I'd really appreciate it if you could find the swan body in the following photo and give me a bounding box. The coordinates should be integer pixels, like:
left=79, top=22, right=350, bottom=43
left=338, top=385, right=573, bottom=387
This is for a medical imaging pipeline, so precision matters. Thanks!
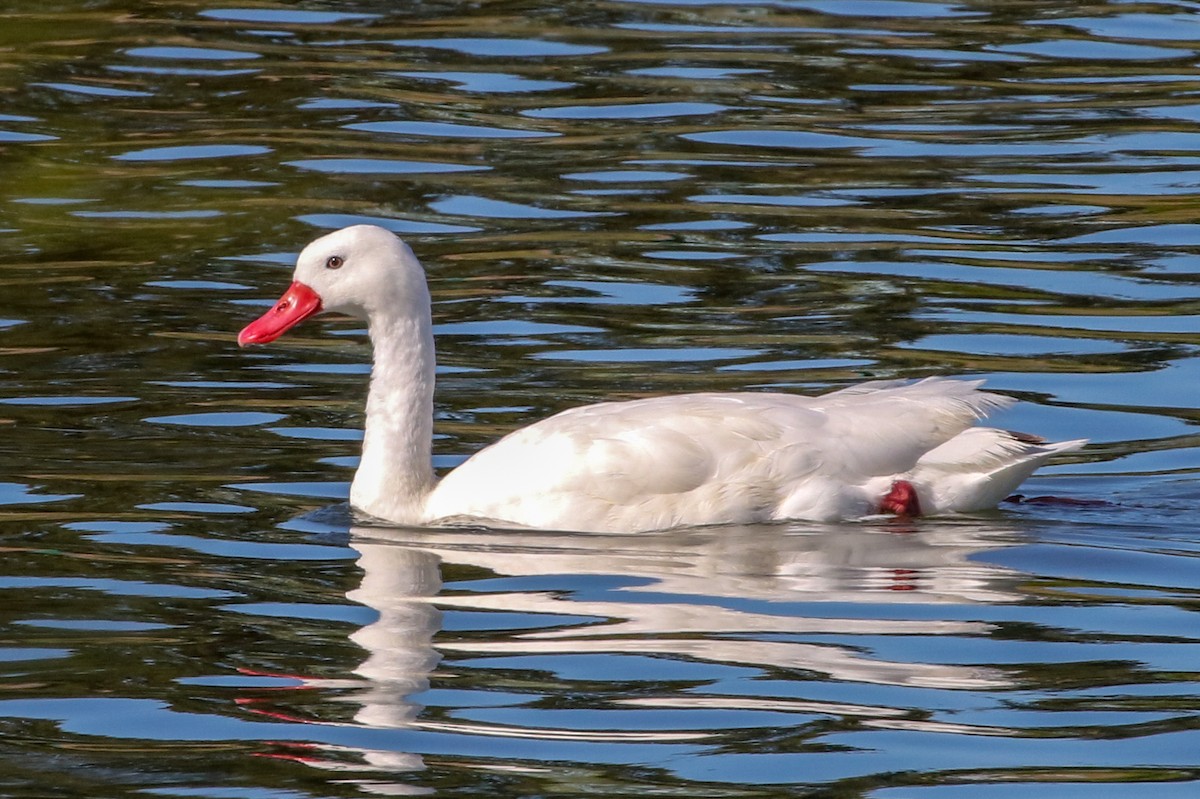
left=238, top=225, right=1085, bottom=533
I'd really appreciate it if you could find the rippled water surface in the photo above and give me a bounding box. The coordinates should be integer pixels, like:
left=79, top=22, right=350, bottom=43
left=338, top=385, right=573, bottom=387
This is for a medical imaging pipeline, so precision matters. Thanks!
left=1, top=1, right=1199, bottom=796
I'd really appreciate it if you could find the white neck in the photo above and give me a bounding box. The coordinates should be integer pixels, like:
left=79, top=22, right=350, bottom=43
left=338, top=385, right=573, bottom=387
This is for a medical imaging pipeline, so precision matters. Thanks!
left=349, top=307, right=437, bottom=523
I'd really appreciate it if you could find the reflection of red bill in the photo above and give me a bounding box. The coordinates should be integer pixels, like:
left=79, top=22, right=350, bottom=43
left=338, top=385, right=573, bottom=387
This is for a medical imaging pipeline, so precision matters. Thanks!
left=238, top=281, right=322, bottom=346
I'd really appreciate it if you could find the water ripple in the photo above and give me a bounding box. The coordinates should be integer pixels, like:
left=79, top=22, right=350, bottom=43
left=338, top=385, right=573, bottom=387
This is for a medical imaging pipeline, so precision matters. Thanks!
left=0, top=1, right=1198, bottom=797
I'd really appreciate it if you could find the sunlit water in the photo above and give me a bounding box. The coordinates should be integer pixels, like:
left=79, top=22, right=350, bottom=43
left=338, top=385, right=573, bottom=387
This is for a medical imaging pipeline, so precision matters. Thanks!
left=0, top=1, right=1198, bottom=796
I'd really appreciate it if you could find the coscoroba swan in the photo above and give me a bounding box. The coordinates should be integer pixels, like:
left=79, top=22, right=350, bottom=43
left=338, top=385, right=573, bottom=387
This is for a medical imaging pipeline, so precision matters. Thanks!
left=238, top=225, right=1085, bottom=532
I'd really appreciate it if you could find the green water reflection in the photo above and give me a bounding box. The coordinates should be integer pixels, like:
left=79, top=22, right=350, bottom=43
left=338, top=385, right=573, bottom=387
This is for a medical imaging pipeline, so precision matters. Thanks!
left=0, top=0, right=1197, bottom=797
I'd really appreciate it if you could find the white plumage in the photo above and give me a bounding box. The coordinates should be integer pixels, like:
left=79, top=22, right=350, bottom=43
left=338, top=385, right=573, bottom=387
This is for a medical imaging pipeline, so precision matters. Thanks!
left=238, top=225, right=1086, bottom=533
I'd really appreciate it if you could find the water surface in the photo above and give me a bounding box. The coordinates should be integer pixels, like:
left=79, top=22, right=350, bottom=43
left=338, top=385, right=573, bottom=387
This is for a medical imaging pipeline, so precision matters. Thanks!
left=0, top=1, right=1198, bottom=796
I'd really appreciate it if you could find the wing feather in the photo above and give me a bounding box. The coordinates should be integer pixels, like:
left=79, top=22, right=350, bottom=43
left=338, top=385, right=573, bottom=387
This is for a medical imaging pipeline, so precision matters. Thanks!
left=426, top=378, right=1021, bottom=530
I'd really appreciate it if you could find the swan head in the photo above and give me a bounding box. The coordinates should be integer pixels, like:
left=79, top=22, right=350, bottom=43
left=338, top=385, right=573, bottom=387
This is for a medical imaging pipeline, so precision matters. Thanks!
left=238, top=225, right=428, bottom=346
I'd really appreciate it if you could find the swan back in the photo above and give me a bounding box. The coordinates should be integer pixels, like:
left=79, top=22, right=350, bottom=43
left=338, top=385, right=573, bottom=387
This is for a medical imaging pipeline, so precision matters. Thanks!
left=426, top=378, right=1054, bottom=530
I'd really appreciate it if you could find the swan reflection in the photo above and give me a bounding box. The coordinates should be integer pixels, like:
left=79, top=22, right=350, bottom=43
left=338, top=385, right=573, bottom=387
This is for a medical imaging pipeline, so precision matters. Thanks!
left=260, top=519, right=1032, bottom=789
left=345, top=519, right=1026, bottom=717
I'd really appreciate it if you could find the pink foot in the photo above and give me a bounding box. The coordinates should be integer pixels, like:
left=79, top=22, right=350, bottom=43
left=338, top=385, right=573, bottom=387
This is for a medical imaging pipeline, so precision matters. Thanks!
left=880, top=480, right=921, bottom=517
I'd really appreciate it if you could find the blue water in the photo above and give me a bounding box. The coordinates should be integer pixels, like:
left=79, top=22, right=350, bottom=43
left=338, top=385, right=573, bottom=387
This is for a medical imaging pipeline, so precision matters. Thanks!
left=0, top=1, right=1197, bottom=796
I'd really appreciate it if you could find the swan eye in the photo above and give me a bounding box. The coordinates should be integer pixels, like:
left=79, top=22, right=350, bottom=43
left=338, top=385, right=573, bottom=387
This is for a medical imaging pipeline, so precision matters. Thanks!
left=325, top=255, right=344, bottom=270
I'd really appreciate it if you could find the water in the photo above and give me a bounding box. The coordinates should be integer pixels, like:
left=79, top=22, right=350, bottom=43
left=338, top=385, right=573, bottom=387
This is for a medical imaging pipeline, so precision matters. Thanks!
left=1, top=0, right=1198, bottom=796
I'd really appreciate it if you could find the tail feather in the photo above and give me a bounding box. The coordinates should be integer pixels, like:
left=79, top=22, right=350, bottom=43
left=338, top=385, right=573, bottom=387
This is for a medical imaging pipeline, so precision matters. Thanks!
left=912, top=428, right=1087, bottom=513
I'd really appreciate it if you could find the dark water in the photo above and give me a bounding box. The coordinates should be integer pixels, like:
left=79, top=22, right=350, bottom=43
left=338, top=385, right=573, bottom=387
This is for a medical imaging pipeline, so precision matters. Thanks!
left=1, top=1, right=1198, bottom=796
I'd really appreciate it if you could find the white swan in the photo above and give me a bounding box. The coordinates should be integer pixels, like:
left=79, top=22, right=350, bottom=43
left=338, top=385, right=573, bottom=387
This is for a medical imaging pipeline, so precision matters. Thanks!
left=238, top=224, right=1085, bottom=532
